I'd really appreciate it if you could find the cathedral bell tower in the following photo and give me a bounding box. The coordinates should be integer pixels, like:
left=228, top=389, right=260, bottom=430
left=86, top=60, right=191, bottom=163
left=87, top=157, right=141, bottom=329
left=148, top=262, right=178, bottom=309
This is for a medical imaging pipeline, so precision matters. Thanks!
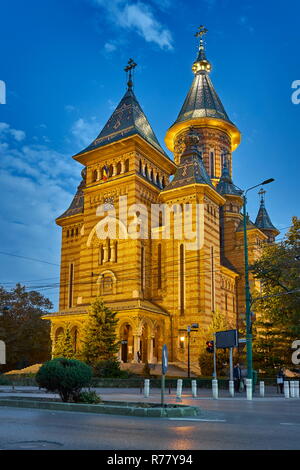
left=165, top=26, right=241, bottom=185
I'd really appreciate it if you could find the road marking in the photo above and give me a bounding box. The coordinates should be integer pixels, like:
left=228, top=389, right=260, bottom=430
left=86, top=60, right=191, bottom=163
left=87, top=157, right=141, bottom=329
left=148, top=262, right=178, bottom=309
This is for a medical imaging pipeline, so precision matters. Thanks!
left=280, top=423, right=300, bottom=426
left=168, top=418, right=226, bottom=422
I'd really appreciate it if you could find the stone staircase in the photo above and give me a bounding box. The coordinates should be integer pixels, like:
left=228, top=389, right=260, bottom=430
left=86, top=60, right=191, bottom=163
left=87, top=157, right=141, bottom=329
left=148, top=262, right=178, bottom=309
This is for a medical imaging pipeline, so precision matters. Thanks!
left=120, top=362, right=199, bottom=378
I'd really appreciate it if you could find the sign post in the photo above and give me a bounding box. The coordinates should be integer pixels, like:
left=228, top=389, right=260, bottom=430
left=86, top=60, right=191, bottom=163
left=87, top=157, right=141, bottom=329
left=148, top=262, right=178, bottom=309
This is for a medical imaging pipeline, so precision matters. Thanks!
left=0, top=340, right=6, bottom=365
left=161, top=344, right=168, bottom=409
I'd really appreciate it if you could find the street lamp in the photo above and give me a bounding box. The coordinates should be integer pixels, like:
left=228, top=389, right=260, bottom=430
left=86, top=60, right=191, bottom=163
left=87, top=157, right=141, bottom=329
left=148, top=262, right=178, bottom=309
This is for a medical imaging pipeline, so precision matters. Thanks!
left=242, top=178, right=274, bottom=381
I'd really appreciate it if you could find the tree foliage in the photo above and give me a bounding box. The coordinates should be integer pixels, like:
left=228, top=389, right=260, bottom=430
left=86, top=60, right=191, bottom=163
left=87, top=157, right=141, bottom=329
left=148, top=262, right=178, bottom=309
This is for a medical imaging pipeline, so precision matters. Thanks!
left=251, top=217, right=300, bottom=372
left=80, top=298, right=119, bottom=367
left=53, top=324, right=75, bottom=359
left=198, top=311, right=235, bottom=377
left=36, top=357, right=92, bottom=402
left=0, top=284, right=52, bottom=371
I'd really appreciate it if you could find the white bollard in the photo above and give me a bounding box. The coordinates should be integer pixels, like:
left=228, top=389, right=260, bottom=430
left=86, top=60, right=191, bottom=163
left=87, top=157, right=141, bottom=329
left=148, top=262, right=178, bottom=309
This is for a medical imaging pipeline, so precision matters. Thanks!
left=295, top=381, right=299, bottom=398
left=229, top=380, right=234, bottom=397
left=192, top=380, right=197, bottom=398
left=259, top=381, right=265, bottom=397
left=176, top=379, right=183, bottom=401
left=212, top=379, right=218, bottom=399
left=290, top=381, right=295, bottom=398
left=284, top=381, right=290, bottom=398
left=144, top=379, right=150, bottom=398
left=246, top=379, right=252, bottom=400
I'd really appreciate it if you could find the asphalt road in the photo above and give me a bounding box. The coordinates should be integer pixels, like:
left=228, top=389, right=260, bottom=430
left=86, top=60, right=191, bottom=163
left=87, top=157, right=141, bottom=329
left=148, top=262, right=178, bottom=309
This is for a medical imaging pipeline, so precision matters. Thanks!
left=0, top=395, right=299, bottom=450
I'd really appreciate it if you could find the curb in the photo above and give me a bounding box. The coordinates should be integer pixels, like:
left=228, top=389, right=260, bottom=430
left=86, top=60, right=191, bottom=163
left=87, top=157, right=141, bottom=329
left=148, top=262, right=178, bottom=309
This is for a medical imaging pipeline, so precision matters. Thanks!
left=0, top=398, right=201, bottom=418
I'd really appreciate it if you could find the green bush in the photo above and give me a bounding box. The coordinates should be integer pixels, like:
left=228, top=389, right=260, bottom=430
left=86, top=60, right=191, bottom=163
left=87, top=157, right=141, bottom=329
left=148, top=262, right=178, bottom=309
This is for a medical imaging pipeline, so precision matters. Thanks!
left=76, top=390, right=102, bottom=404
left=93, top=359, right=130, bottom=378
left=36, top=357, right=92, bottom=402
left=0, top=374, right=10, bottom=385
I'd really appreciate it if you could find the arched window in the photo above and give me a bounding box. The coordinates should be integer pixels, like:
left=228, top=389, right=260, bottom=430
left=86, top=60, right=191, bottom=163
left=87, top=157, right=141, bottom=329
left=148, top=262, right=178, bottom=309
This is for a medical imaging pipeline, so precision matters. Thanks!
left=93, top=169, right=98, bottom=182
left=99, top=245, right=104, bottom=265
left=145, top=164, right=148, bottom=179
left=71, top=229, right=74, bottom=237
left=75, top=228, right=78, bottom=236
left=139, top=160, right=142, bottom=173
left=116, top=162, right=122, bottom=175
left=162, top=176, right=165, bottom=188
left=150, top=169, right=154, bottom=181
left=156, top=173, right=159, bottom=186
left=124, top=159, right=130, bottom=172
left=109, top=164, right=114, bottom=177
left=66, top=230, right=69, bottom=238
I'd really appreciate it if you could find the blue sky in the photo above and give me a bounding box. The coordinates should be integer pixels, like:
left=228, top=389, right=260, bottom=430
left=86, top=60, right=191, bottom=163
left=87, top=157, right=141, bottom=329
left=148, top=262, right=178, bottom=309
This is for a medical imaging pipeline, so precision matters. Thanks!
left=0, top=0, right=299, bottom=309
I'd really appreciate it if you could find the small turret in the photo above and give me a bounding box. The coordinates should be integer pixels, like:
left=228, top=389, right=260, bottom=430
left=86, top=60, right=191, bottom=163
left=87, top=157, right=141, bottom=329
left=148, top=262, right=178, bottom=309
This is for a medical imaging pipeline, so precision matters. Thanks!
left=255, top=189, right=279, bottom=242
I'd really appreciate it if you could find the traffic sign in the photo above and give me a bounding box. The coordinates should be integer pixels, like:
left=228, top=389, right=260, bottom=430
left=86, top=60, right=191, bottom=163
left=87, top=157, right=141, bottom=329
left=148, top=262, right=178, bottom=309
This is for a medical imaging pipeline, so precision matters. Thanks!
left=162, top=344, right=168, bottom=375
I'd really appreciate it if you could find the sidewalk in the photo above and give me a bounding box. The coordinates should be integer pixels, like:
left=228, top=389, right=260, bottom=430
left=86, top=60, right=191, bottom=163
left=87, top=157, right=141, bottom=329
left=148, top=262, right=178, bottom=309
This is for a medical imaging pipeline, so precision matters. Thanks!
left=0, top=385, right=292, bottom=402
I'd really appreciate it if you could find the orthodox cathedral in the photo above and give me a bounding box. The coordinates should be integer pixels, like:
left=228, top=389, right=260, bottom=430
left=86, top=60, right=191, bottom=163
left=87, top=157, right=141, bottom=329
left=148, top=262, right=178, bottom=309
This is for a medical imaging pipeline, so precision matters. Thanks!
left=44, top=28, right=278, bottom=369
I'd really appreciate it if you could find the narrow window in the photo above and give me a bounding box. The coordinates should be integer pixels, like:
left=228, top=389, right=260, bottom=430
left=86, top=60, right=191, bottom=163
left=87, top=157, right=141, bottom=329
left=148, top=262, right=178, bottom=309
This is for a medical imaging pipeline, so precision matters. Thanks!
left=158, top=244, right=162, bottom=289
left=141, top=246, right=145, bottom=291
left=179, top=244, right=185, bottom=315
left=139, top=160, right=142, bottom=173
left=115, top=241, right=118, bottom=263
left=211, top=247, right=215, bottom=312
left=210, top=151, right=215, bottom=177
left=68, top=263, right=74, bottom=308
left=116, top=162, right=122, bottom=175
left=125, top=159, right=130, bottom=172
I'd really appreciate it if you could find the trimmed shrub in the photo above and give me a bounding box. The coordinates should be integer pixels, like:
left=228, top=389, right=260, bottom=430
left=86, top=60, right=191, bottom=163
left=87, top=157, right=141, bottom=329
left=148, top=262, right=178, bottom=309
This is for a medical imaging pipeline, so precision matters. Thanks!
left=93, top=359, right=130, bottom=378
left=76, top=390, right=102, bottom=404
left=36, top=358, right=92, bottom=402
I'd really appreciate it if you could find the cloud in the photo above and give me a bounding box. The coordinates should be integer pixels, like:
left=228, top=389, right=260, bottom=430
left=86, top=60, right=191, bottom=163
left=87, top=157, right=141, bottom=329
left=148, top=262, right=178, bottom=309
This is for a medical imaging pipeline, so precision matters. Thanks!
left=94, top=0, right=173, bottom=50
left=0, top=122, right=26, bottom=141
left=71, top=117, right=100, bottom=147
left=0, top=122, right=83, bottom=307
left=104, top=42, right=117, bottom=53
left=65, top=104, right=76, bottom=112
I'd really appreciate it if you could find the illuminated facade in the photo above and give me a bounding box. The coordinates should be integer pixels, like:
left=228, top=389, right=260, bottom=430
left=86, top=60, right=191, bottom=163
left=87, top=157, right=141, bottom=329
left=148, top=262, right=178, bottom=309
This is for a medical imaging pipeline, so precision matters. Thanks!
left=44, top=30, right=278, bottom=370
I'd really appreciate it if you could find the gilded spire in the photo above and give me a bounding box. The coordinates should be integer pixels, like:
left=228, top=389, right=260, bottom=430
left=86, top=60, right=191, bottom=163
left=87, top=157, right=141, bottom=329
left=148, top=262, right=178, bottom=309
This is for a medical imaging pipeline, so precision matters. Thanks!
left=124, top=58, right=137, bottom=89
left=192, top=25, right=211, bottom=74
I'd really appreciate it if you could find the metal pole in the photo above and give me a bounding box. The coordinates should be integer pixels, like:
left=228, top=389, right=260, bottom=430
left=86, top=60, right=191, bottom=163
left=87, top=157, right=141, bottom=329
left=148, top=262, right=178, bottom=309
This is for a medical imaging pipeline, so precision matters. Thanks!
left=161, top=374, right=165, bottom=407
left=187, top=329, right=191, bottom=378
left=213, top=333, right=217, bottom=379
left=243, top=195, right=253, bottom=381
left=229, top=347, right=233, bottom=381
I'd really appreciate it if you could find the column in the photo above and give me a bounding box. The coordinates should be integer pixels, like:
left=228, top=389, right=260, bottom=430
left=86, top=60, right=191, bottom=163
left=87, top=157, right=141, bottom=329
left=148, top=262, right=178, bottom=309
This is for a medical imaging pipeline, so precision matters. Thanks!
left=133, top=334, right=141, bottom=363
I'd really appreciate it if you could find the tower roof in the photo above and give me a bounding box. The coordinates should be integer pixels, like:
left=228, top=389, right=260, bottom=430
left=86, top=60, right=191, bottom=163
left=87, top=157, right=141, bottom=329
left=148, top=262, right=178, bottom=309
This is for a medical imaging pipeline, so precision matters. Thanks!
left=56, top=169, right=86, bottom=221
left=75, top=60, right=166, bottom=158
left=216, top=159, right=243, bottom=196
left=174, top=26, right=235, bottom=127
left=165, top=27, right=241, bottom=152
left=163, top=128, right=214, bottom=191
left=255, top=189, right=279, bottom=233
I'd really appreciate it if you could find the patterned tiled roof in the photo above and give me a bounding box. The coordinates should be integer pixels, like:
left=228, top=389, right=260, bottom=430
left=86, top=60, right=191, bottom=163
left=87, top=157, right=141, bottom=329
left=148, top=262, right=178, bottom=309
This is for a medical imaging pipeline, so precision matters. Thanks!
left=56, top=170, right=85, bottom=220
left=75, top=87, right=166, bottom=157
left=255, top=199, right=278, bottom=232
left=216, top=160, right=243, bottom=196
left=174, top=70, right=234, bottom=126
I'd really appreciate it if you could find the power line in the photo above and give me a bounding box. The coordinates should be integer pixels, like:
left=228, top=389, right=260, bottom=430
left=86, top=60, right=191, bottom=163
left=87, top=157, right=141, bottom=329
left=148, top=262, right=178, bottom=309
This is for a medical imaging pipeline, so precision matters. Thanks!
left=0, top=251, right=59, bottom=266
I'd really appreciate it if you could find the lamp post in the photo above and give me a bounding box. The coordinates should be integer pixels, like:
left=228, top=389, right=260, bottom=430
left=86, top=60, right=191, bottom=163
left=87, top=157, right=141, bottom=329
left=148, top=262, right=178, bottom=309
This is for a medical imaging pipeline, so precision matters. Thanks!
left=242, top=178, right=274, bottom=380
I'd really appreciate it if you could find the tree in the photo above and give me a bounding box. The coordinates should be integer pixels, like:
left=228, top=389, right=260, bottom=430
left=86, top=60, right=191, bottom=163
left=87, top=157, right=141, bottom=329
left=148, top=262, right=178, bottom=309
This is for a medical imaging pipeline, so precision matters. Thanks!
left=0, top=284, right=52, bottom=371
left=80, top=298, right=120, bottom=367
left=251, top=217, right=300, bottom=373
left=198, top=311, right=235, bottom=376
left=53, top=324, right=75, bottom=359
